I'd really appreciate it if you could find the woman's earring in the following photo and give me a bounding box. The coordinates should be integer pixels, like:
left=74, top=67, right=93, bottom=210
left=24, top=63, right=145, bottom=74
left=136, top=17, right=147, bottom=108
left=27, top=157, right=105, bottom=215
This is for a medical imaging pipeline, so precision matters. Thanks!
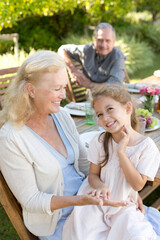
left=30, top=94, right=34, bottom=98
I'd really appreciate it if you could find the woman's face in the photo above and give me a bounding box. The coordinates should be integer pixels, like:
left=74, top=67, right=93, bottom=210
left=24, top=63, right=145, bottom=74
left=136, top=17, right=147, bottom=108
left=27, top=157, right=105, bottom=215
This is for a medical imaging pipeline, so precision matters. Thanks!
left=94, top=96, right=132, bottom=134
left=30, top=68, right=68, bottom=115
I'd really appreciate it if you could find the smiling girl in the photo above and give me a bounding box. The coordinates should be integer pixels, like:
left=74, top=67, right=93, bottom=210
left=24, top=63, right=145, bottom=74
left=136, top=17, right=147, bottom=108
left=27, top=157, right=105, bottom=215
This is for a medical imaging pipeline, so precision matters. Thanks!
left=62, top=85, right=160, bottom=240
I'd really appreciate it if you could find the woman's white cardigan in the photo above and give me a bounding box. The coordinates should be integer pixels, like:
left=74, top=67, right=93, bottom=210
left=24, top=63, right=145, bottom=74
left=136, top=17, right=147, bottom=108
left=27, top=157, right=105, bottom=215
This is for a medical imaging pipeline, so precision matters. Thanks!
left=0, top=109, right=88, bottom=236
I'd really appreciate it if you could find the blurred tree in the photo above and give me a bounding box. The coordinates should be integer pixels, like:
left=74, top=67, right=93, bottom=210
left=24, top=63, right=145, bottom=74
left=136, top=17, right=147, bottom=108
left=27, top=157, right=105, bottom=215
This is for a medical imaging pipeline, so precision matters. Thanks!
left=0, top=0, right=134, bottom=31
left=135, top=0, right=160, bottom=22
left=0, top=0, right=79, bottom=30
left=83, top=0, right=133, bottom=24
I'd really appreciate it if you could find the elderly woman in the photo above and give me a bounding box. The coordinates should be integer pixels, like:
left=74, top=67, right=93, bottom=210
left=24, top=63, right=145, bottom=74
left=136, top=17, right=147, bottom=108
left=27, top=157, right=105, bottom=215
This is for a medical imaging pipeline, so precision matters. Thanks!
left=0, top=51, right=128, bottom=240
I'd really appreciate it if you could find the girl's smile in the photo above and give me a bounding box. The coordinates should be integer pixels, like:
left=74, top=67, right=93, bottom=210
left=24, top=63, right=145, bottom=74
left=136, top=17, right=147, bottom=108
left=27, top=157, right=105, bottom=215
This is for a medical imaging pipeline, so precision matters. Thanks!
left=105, top=120, right=116, bottom=128
left=94, top=96, right=131, bottom=135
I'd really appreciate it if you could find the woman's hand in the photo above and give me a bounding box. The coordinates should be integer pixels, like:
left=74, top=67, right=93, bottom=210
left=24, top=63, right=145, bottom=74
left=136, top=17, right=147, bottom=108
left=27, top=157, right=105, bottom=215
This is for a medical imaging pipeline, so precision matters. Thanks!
left=80, top=194, right=129, bottom=207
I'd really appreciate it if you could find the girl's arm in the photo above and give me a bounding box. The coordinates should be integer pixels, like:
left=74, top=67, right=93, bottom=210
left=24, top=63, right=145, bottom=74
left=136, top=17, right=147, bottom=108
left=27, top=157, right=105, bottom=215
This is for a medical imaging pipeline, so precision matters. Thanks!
left=117, top=127, right=148, bottom=191
left=88, top=162, right=111, bottom=201
left=117, top=150, right=147, bottom=191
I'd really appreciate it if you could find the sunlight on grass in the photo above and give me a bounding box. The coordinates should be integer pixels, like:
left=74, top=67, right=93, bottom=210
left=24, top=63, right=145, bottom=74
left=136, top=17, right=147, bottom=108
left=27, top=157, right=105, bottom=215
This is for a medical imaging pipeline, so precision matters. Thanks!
left=0, top=49, right=36, bottom=69
left=125, top=11, right=152, bottom=23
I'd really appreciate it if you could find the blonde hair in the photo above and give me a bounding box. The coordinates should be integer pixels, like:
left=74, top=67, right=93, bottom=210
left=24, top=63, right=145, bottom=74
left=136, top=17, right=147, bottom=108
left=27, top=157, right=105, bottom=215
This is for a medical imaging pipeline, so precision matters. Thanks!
left=0, top=50, right=66, bottom=127
left=91, top=84, right=139, bottom=166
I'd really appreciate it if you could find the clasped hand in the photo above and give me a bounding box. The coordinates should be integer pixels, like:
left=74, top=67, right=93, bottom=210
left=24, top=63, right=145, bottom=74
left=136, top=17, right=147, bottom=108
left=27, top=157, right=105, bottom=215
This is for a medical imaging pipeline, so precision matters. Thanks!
left=70, top=69, right=93, bottom=88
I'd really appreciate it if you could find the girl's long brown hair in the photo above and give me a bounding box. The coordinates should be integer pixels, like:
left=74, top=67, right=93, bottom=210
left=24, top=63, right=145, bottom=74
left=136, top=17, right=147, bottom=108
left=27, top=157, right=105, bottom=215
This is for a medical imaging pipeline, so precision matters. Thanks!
left=91, top=84, right=139, bottom=167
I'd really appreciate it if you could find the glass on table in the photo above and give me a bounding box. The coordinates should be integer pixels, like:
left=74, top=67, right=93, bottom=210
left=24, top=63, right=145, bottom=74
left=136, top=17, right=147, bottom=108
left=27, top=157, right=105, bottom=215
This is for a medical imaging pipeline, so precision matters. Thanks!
left=85, top=102, right=96, bottom=125
left=137, top=116, right=146, bottom=135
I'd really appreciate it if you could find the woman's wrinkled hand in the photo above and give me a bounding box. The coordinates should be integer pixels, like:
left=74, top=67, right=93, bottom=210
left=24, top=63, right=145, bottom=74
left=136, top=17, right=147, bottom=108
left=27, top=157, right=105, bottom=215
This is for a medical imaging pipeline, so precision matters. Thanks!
left=80, top=194, right=129, bottom=208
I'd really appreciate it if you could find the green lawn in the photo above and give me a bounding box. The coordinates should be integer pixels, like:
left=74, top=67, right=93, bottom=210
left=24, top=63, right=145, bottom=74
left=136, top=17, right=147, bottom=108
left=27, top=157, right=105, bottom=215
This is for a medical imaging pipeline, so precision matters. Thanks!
left=0, top=203, right=20, bottom=239
left=129, top=53, right=160, bottom=83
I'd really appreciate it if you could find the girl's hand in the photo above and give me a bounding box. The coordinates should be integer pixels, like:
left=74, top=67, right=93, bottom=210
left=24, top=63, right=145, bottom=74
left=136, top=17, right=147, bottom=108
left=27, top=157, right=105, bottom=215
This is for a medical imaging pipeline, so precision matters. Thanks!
left=117, top=125, right=130, bottom=153
left=88, top=187, right=111, bottom=206
left=136, top=194, right=145, bottom=214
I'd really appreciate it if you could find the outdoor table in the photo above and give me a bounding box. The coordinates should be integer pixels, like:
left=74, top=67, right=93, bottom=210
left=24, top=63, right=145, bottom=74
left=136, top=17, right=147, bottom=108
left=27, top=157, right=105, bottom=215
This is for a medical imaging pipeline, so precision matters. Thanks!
left=139, top=75, right=160, bottom=86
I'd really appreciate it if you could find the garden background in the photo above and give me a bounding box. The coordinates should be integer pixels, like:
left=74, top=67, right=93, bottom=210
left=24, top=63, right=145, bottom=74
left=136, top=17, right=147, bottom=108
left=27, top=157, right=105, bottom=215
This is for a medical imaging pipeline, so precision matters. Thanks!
left=0, top=0, right=160, bottom=239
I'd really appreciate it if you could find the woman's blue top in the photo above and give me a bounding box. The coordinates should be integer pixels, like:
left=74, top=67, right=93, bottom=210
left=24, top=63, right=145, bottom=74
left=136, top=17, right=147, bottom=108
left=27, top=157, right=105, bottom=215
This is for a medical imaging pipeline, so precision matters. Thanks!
left=26, top=113, right=84, bottom=240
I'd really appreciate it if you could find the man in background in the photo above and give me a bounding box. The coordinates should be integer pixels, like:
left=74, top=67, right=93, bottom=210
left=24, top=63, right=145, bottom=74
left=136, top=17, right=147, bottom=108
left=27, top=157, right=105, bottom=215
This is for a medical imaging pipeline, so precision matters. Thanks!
left=58, top=22, right=126, bottom=89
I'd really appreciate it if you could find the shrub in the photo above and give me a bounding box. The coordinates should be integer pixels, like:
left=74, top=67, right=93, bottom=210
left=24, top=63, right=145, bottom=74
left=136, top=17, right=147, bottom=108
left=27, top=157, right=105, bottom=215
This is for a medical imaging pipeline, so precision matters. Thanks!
left=0, top=9, right=87, bottom=54
left=138, top=23, right=160, bottom=53
left=116, top=34, right=154, bottom=75
left=0, top=49, right=35, bottom=69
left=117, top=22, right=160, bottom=53
left=61, top=33, right=92, bottom=45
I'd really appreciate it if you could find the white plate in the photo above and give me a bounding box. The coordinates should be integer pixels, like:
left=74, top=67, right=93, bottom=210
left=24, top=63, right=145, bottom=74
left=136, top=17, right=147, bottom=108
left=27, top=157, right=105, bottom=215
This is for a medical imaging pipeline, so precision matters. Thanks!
left=128, top=88, right=140, bottom=93
left=154, top=70, right=160, bottom=78
left=64, top=103, right=85, bottom=116
left=145, top=117, right=160, bottom=132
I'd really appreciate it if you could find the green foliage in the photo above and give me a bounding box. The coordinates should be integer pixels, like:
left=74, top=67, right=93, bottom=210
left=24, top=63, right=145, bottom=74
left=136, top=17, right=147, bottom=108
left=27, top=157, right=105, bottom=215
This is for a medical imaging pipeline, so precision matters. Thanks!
left=0, top=0, right=79, bottom=30
left=116, top=34, right=154, bottom=75
left=0, top=40, right=14, bottom=54
left=129, top=53, right=160, bottom=81
left=0, top=0, right=135, bottom=31
left=0, top=49, right=35, bottom=68
left=0, top=203, right=20, bottom=240
left=116, top=22, right=160, bottom=53
left=135, top=0, right=160, bottom=21
left=136, top=23, right=160, bottom=53
left=0, top=9, right=88, bottom=54
left=125, top=11, right=152, bottom=23
left=61, top=33, right=92, bottom=45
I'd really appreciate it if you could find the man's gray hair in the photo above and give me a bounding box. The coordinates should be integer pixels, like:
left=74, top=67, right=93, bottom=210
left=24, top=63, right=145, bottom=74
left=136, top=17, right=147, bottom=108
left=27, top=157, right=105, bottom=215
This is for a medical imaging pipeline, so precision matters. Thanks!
left=94, top=22, right=116, bottom=40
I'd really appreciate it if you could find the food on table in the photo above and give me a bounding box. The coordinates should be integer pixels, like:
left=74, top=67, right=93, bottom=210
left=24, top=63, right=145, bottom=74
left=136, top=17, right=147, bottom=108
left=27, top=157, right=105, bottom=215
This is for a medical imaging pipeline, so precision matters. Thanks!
left=137, top=108, right=157, bottom=129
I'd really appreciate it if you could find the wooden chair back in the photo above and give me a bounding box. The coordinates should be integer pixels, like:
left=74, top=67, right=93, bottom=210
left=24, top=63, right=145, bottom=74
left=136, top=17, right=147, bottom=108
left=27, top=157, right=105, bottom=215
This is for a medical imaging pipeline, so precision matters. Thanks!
left=66, top=78, right=87, bottom=103
left=0, top=67, right=19, bottom=108
left=0, top=171, right=38, bottom=240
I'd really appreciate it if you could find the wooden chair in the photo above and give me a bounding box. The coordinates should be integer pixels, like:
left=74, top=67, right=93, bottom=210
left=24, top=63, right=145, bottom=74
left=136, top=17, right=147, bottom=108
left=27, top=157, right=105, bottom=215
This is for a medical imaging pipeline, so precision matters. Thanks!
left=0, top=67, right=19, bottom=109
left=0, top=171, right=38, bottom=240
left=66, top=62, right=129, bottom=103
left=139, top=168, right=160, bottom=210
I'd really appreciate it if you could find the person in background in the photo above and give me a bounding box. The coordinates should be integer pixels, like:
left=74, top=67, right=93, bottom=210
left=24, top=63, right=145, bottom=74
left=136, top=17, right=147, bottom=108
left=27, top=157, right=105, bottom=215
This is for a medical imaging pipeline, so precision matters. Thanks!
left=58, top=22, right=126, bottom=89
left=62, top=85, right=160, bottom=240
left=0, top=51, right=128, bottom=240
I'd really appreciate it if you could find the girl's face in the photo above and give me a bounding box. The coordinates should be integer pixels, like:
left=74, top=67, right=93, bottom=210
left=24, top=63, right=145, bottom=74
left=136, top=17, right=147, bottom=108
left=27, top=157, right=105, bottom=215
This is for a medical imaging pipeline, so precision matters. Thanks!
left=27, top=68, right=68, bottom=115
left=94, top=96, right=132, bottom=134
